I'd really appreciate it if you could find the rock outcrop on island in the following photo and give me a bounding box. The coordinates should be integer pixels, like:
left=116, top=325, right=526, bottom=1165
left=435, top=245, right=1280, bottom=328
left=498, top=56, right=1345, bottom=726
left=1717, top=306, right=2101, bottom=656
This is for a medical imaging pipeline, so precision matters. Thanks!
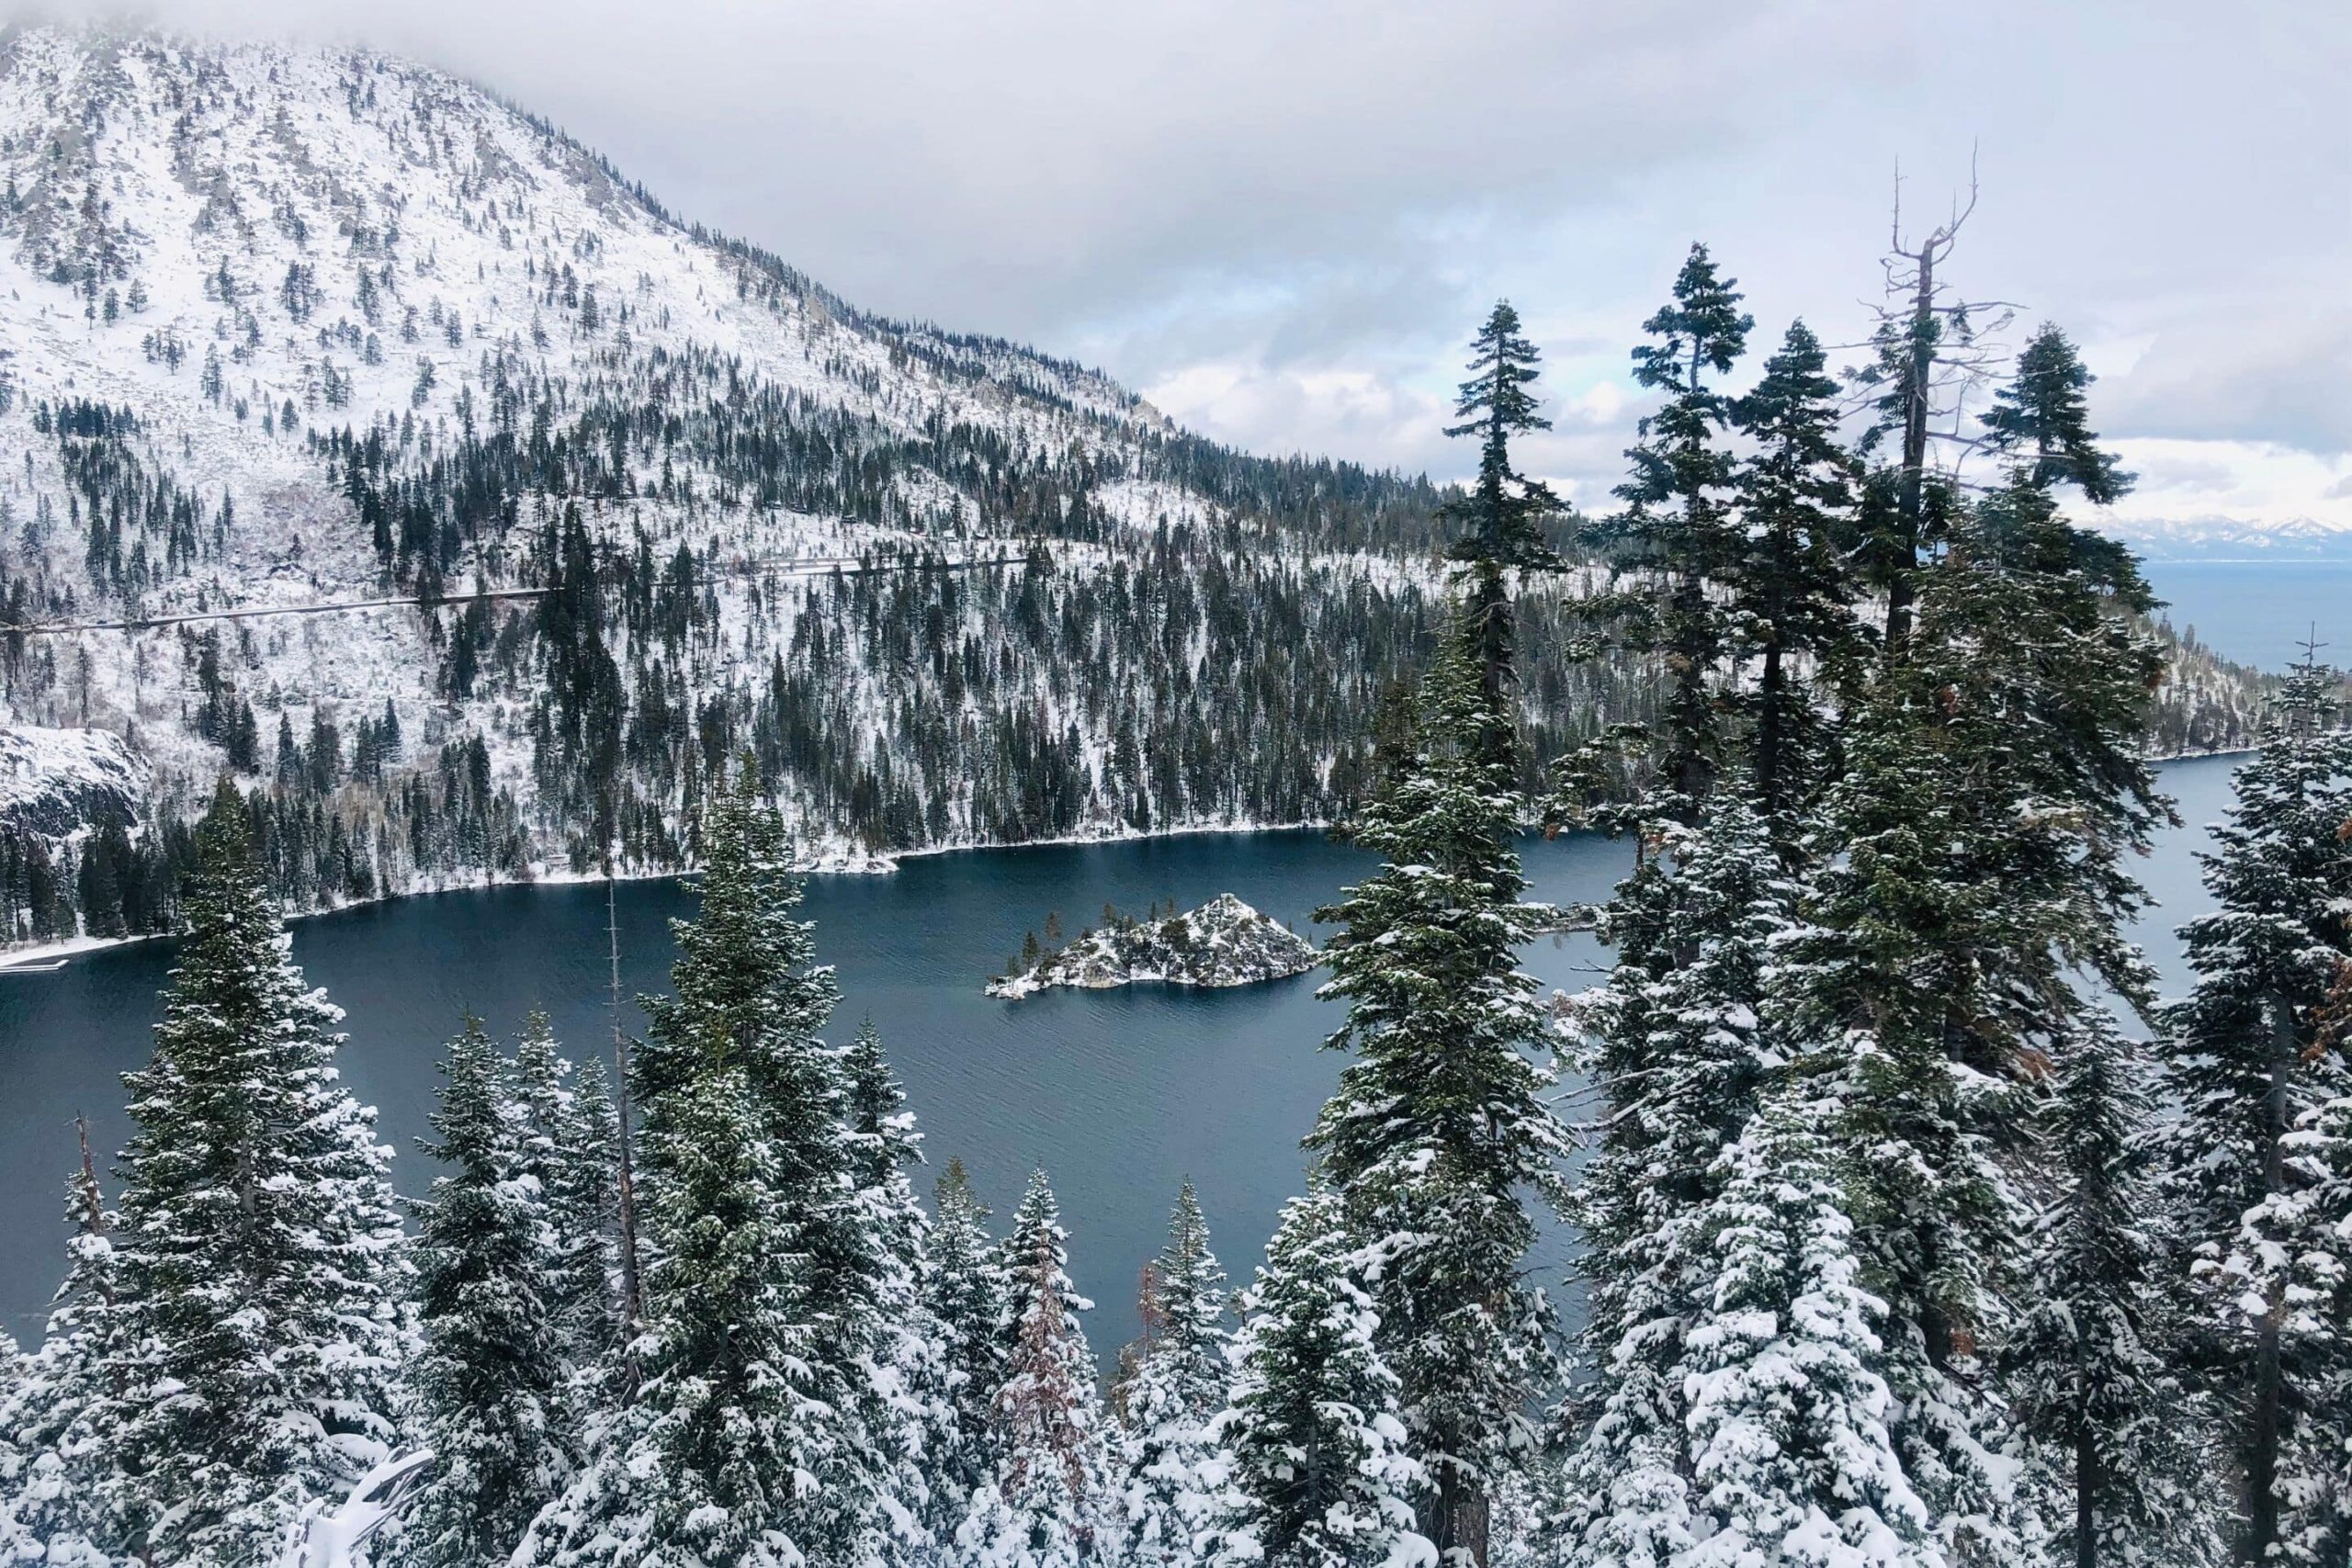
left=987, top=893, right=1317, bottom=999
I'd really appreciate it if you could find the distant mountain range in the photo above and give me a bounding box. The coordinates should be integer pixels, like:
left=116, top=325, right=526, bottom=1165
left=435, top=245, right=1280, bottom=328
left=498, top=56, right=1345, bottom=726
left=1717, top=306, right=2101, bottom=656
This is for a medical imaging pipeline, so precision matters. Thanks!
left=2100, top=515, right=2352, bottom=562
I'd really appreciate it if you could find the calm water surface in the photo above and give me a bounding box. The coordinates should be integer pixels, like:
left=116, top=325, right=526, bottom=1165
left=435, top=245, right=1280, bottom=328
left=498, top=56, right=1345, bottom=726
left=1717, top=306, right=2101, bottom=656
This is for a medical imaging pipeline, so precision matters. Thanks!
left=2142, top=560, right=2352, bottom=671
left=0, top=756, right=2243, bottom=1360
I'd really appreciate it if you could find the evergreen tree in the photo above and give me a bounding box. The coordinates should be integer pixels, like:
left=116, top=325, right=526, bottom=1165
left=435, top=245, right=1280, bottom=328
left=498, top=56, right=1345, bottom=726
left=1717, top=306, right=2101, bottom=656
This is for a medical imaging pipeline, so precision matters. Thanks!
left=844, top=1018, right=958, bottom=1562
left=1599, top=242, right=1753, bottom=811
left=2155, top=666, right=2352, bottom=1566
left=406, top=1016, right=570, bottom=1568
left=1979, top=325, right=2132, bottom=506
left=1679, top=1089, right=1939, bottom=1568
left=1116, top=1181, right=1230, bottom=1567
left=2002, top=1014, right=2224, bottom=1568
left=1208, top=1182, right=1432, bottom=1568
left=2257, top=1073, right=2352, bottom=1568
left=1309, top=633, right=1567, bottom=1559
left=514, top=1014, right=622, bottom=1411
left=956, top=1171, right=1115, bottom=1568
left=3, top=1124, right=127, bottom=1563
left=1727, top=320, right=1862, bottom=829
left=932, top=1158, right=1012, bottom=1517
left=1437, top=300, right=1565, bottom=765
left=1555, top=789, right=1791, bottom=1567
left=104, top=781, right=408, bottom=1567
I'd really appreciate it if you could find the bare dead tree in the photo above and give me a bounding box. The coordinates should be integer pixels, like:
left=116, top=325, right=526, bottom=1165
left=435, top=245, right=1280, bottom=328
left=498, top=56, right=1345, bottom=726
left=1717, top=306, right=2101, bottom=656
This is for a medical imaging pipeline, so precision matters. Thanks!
left=1845, top=149, right=2019, bottom=653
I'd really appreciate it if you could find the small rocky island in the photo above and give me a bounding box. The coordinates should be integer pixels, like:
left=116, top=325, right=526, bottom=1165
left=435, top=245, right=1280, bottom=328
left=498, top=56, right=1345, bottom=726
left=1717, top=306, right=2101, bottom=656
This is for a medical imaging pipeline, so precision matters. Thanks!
left=986, top=893, right=1318, bottom=999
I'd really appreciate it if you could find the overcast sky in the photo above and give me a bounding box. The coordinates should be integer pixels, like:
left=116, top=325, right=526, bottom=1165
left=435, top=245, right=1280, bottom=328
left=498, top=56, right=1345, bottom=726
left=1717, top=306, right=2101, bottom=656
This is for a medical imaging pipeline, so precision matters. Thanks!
left=17, top=0, right=2350, bottom=530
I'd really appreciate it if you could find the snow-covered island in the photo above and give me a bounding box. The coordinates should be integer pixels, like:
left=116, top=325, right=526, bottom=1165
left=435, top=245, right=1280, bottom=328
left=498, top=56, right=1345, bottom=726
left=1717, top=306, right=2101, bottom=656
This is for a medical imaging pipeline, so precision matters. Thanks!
left=986, top=893, right=1318, bottom=999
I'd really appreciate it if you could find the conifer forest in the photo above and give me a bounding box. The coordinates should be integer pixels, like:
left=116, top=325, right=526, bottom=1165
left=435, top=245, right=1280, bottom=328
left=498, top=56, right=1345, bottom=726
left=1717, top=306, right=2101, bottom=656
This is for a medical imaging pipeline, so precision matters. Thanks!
left=0, top=21, right=2347, bottom=1568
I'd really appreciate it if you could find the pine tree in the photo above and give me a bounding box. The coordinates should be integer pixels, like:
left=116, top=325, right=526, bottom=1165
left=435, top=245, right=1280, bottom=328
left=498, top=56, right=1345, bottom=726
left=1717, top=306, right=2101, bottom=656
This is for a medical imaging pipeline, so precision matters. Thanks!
left=2155, top=666, right=2352, bottom=1566
left=1678, top=1089, right=1939, bottom=1568
left=933, top=1158, right=1012, bottom=1517
left=2259, top=1070, right=2352, bottom=1568
left=845, top=1018, right=958, bottom=1561
left=406, top=1015, right=570, bottom=1568
left=1309, top=633, right=1567, bottom=1560
left=104, top=780, right=409, bottom=1567
left=1555, top=789, right=1791, bottom=1567
left=1979, top=325, right=2132, bottom=506
left=514, top=1014, right=622, bottom=1411
left=3, top=1123, right=128, bottom=1562
left=956, top=1171, right=1115, bottom=1568
left=525, top=764, right=903, bottom=1566
left=2001, top=1014, right=2224, bottom=1568
left=1598, top=242, right=1752, bottom=812
left=1208, top=1181, right=1432, bottom=1568
left=1116, top=1181, right=1230, bottom=1567
left=1727, top=319, right=1862, bottom=830
left=1437, top=300, right=1566, bottom=765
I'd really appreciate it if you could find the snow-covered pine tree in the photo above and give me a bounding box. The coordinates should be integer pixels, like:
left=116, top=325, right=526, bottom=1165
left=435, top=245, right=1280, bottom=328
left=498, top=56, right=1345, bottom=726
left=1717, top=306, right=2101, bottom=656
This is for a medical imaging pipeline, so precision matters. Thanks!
left=1725, top=319, right=1862, bottom=831
left=641, top=761, right=906, bottom=1557
left=844, top=1017, right=958, bottom=1560
left=1, top=1123, right=128, bottom=1563
left=513, top=1014, right=623, bottom=1411
left=104, top=780, right=409, bottom=1568
left=957, top=1170, right=1116, bottom=1568
left=1978, top=324, right=2133, bottom=507
left=517, top=1028, right=824, bottom=1568
left=2259, top=1069, right=2352, bottom=1568
left=1679, top=1089, right=1939, bottom=1568
left=1554, top=787, right=1791, bottom=1568
left=2155, top=664, right=2352, bottom=1566
left=1436, top=300, right=1566, bottom=766
left=406, top=1015, right=570, bottom=1568
left=1310, top=632, right=1566, bottom=1562
left=1208, top=1180, right=1433, bottom=1568
left=1772, top=709, right=2034, bottom=1564
left=2001, top=1012, right=2223, bottom=1568
left=932, top=1157, right=1012, bottom=1519
left=1116, top=1180, right=1230, bottom=1567
left=1596, top=242, right=1753, bottom=812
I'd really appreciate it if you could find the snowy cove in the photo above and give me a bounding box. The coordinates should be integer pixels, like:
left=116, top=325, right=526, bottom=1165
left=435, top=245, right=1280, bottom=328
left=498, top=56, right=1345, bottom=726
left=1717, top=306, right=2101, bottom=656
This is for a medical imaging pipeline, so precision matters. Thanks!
left=0, top=755, right=2239, bottom=1368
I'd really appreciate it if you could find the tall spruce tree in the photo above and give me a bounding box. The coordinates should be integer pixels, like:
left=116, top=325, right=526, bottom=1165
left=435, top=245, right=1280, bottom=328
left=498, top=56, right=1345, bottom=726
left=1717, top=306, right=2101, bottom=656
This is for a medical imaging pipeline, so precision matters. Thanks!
left=1438, top=300, right=1565, bottom=767
left=1727, top=320, right=1862, bottom=829
left=931, top=1157, right=1012, bottom=1522
left=1208, top=1181, right=1432, bottom=1568
left=1309, top=632, right=1566, bottom=1562
left=1979, top=324, right=2132, bottom=506
left=956, top=1171, right=1115, bottom=1568
left=844, top=1018, right=958, bottom=1562
left=2155, top=665, right=2352, bottom=1566
left=1597, top=243, right=1752, bottom=812
left=1116, top=1181, right=1230, bottom=1567
left=406, top=1016, right=570, bottom=1568
left=104, top=781, right=409, bottom=1568
left=513, top=1015, right=622, bottom=1412
left=3, top=1126, right=128, bottom=1562
left=1555, top=788, right=1791, bottom=1567
left=1678, top=1089, right=1940, bottom=1568
left=524, top=764, right=901, bottom=1566
left=2002, top=1014, right=2224, bottom=1568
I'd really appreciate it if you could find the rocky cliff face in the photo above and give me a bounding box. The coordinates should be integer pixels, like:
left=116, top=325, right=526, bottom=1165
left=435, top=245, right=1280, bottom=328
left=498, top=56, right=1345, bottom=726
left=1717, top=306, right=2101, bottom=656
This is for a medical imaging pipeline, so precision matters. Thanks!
left=987, top=892, right=1317, bottom=998
left=0, top=726, right=141, bottom=838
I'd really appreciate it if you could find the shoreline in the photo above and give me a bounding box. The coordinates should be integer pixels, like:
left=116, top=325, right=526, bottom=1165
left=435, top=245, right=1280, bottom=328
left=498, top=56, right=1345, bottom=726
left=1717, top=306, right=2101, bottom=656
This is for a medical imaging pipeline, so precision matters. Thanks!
left=0, top=747, right=2255, bottom=974
left=0, top=816, right=1336, bottom=972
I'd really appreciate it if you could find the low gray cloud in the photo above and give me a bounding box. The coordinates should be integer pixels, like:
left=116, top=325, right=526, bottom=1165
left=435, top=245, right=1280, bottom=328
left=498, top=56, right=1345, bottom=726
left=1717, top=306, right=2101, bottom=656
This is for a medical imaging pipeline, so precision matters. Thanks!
left=11, top=0, right=2346, bottom=517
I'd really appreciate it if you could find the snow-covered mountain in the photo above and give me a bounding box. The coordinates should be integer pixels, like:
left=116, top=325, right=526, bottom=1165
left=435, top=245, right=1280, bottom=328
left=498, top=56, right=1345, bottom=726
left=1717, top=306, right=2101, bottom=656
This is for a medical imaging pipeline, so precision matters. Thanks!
left=2098, top=514, right=2352, bottom=562
left=0, top=24, right=1558, bottom=943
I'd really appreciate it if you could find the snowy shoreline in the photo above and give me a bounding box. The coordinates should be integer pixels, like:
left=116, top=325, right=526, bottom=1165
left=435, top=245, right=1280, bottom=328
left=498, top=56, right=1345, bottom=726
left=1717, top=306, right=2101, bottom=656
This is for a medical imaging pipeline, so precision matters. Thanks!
left=0, top=817, right=1337, bottom=971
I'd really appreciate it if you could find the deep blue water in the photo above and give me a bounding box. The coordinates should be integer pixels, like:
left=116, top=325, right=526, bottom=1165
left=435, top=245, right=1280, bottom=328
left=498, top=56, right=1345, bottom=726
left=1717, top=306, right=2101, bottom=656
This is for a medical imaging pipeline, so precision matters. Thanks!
left=0, top=755, right=2242, bottom=1362
left=2141, top=561, right=2352, bottom=672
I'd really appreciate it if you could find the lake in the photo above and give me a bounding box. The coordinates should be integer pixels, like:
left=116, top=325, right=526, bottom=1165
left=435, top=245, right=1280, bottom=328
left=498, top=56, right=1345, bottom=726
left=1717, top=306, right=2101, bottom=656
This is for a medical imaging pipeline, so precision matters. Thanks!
left=2141, top=560, right=2352, bottom=671
left=0, top=755, right=2242, bottom=1363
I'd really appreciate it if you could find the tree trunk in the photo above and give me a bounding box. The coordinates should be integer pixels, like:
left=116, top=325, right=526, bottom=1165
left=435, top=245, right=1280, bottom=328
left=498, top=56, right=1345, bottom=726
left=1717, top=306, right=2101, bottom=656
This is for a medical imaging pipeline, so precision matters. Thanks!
left=1883, top=243, right=1935, bottom=656
left=2075, top=1421, right=2098, bottom=1568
